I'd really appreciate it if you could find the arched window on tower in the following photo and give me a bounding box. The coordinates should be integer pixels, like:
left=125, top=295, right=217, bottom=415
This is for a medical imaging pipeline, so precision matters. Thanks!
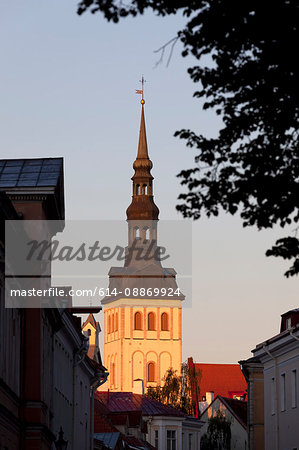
left=136, top=184, right=141, bottom=195
left=147, top=362, right=156, bottom=382
left=148, top=312, right=155, bottom=330
left=143, top=184, right=147, bottom=195
left=135, top=227, right=140, bottom=239
left=144, top=226, right=150, bottom=241
left=111, top=362, right=115, bottom=386
left=134, top=311, right=142, bottom=330
left=161, top=312, right=169, bottom=331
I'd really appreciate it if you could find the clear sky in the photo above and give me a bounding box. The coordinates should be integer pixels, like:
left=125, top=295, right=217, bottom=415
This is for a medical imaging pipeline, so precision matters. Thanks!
left=1, top=0, right=298, bottom=363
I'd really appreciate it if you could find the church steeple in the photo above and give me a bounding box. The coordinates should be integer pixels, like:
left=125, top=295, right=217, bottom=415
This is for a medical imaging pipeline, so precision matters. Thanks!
left=101, top=89, right=184, bottom=394
left=126, top=101, right=159, bottom=221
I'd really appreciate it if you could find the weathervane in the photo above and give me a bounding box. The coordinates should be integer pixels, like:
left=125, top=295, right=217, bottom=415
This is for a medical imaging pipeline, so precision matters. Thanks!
left=136, top=75, right=146, bottom=104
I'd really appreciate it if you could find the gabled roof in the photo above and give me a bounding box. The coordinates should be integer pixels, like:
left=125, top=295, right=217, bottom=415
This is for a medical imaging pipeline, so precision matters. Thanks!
left=218, top=396, right=247, bottom=429
left=82, top=313, right=98, bottom=330
left=188, top=358, right=247, bottom=400
left=96, top=392, right=186, bottom=418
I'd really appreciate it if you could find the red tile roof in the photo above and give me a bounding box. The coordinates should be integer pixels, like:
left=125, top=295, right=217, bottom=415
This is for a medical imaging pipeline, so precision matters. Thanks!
left=96, top=391, right=186, bottom=417
left=188, top=358, right=247, bottom=401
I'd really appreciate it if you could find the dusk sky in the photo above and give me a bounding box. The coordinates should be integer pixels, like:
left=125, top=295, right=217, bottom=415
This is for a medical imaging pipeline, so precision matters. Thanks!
left=1, top=0, right=298, bottom=363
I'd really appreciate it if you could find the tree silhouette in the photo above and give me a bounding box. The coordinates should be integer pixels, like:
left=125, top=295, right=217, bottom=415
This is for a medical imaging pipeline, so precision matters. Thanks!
left=146, top=363, right=200, bottom=415
left=78, top=0, right=299, bottom=276
left=201, top=410, right=231, bottom=450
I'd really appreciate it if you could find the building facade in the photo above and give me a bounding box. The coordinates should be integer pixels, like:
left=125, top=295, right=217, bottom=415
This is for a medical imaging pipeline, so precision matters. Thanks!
left=241, top=309, right=299, bottom=450
left=0, top=158, right=107, bottom=450
left=239, top=356, right=264, bottom=450
left=102, top=104, right=184, bottom=393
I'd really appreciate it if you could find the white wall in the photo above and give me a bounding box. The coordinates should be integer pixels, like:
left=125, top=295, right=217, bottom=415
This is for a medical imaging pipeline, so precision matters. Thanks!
left=51, top=315, right=93, bottom=450
left=146, top=415, right=201, bottom=450
left=262, top=345, right=299, bottom=450
left=200, top=398, right=247, bottom=450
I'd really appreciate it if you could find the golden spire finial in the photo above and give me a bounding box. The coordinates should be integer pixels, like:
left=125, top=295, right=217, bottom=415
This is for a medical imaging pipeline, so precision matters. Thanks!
left=136, top=75, right=146, bottom=104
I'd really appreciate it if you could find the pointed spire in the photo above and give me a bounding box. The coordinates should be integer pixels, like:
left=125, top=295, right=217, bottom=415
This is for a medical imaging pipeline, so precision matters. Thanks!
left=126, top=94, right=159, bottom=221
left=132, top=104, right=153, bottom=174
left=137, top=105, right=149, bottom=160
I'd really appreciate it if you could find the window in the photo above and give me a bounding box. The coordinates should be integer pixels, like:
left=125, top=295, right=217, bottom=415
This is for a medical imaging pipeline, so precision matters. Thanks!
left=115, top=312, right=118, bottom=331
left=292, top=369, right=297, bottom=408
left=161, top=312, right=169, bottom=331
left=281, top=373, right=286, bottom=411
left=188, top=433, right=192, bottom=450
left=111, top=362, right=115, bottom=386
left=148, top=362, right=156, bottom=382
left=136, top=184, right=141, bottom=195
left=144, top=226, right=150, bottom=241
left=286, top=317, right=292, bottom=329
left=155, top=430, right=159, bottom=449
left=135, top=227, right=140, bottom=239
left=167, top=430, right=176, bottom=450
left=111, top=314, right=114, bottom=332
left=143, top=184, right=148, bottom=195
left=134, top=312, right=142, bottom=330
left=108, top=316, right=111, bottom=334
left=148, top=312, right=155, bottom=330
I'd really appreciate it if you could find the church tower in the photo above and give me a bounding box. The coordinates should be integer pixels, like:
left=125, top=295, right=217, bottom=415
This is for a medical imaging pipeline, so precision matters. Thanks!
left=102, top=94, right=184, bottom=394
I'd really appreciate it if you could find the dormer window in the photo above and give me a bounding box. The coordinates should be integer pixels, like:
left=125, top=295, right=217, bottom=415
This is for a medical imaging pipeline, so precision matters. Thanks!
left=286, top=317, right=292, bottom=329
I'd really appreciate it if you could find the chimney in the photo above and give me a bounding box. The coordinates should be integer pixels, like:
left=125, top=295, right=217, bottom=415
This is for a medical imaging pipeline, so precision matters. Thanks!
left=206, top=391, right=214, bottom=404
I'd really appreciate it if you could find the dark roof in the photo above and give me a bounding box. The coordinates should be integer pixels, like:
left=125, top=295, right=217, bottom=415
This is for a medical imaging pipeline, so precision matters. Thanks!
left=122, top=435, right=156, bottom=449
left=281, top=308, right=299, bottom=316
left=85, top=354, right=107, bottom=374
left=0, top=158, right=63, bottom=188
left=109, top=410, right=142, bottom=428
left=109, top=413, right=128, bottom=426
left=218, top=396, right=247, bottom=429
left=96, top=392, right=186, bottom=418
left=94, top=401, right=119, bottom=433
left=94, top=432, right=121, bottom=450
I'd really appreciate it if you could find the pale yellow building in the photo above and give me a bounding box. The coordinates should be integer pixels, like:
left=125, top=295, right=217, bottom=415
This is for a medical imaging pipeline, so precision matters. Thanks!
left=101, top=100, right=184, bottom=393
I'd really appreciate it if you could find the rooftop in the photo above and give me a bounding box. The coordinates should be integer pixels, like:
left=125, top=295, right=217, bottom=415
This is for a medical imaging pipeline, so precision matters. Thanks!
left=0, top=158, right=63, bottom=188
left=188, top=358, right=247, bottom=401
left=96, top=391, right=186, bottom=418
left=218, top=396, right=247, bottom=428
